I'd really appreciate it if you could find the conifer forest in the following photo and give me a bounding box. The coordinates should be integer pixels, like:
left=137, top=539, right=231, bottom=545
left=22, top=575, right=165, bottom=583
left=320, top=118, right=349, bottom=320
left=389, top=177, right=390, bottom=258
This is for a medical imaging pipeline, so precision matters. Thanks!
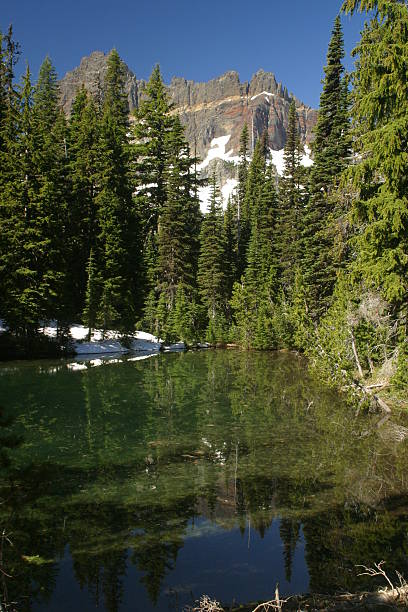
left=2, top=1, right=408, bottom=610
left=0, top=0, right=407, bottom=399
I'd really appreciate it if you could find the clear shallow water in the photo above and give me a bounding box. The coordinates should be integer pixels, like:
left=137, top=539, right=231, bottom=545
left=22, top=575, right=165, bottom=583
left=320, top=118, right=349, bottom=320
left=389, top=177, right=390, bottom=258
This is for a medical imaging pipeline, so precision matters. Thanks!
left=0, top=350, right=408, bottom=611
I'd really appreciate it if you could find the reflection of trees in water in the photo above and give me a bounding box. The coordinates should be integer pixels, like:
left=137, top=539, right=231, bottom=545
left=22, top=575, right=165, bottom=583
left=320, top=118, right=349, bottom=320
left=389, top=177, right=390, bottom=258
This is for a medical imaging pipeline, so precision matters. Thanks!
left=0, top=406, right=24, bottom=611
left=1, top=352, right=408, bottom=608
left=280, top=519, right=301, bottom=582
left=303, top=501, right=408, bottom=593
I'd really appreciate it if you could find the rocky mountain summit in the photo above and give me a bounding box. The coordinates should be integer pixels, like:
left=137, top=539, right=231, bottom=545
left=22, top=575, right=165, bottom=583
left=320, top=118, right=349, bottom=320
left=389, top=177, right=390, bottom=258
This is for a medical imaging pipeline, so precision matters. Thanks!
left=168, top=69, right=317, bottom=161
left=59, top=51, right=317, bottom=156
left=59, top=51, right=143, bottom=114
left=59, top=52, right=317, bottom=208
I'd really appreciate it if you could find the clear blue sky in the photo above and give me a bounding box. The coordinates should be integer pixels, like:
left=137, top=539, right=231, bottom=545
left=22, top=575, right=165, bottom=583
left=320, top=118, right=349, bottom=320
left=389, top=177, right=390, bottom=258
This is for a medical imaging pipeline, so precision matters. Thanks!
left=3, top=0, right=368, bottom=108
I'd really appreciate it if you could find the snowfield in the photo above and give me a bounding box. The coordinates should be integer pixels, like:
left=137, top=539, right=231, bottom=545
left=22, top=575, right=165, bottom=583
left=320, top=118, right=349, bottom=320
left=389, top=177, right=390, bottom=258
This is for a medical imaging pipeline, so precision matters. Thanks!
left=268, top=145, right=313, bottom=177
left=198, top=137, right=313, bottom=212
left=197, top=135, right=240, bottom=172
left=250, top=91, right=276, bottom=101
left=222, top=178, right=239, bottom=205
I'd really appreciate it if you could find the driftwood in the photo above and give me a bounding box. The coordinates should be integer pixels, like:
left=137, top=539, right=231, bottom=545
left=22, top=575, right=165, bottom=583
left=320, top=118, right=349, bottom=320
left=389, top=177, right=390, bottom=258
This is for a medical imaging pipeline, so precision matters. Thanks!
left=227, top=586, right=408, bottom=611
left=371, top=393, right=392, bottom=414
left=350, top=330, right=364, bottom=379
left=226, top=563, right=408, bottom=612
left=365, top=382, right=390, bottom=390
left=347, top=379, right=392, bottom=414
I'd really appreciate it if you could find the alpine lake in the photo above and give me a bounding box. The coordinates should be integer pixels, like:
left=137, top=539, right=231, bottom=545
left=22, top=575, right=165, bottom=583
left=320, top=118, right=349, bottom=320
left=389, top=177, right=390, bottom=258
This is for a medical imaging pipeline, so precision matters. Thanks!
left=0, top=349, right=408, bottom=611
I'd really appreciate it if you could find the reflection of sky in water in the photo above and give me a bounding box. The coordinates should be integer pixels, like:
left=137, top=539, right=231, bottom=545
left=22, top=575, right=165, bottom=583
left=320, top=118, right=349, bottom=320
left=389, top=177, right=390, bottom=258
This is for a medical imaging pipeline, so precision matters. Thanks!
left=35, top=520, right=308, bottom=612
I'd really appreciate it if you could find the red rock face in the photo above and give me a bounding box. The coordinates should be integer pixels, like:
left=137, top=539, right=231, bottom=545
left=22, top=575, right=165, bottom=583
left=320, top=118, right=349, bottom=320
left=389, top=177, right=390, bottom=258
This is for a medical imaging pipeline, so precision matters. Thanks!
left=59, top=54, right=317, bottom=162
left=167, top=69, right=317, bottom=159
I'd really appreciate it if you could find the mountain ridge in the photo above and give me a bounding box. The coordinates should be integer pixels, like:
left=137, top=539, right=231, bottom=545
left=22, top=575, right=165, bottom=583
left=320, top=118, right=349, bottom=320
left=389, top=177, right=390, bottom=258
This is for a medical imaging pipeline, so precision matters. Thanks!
left=59, top=51, right=318, bottom=161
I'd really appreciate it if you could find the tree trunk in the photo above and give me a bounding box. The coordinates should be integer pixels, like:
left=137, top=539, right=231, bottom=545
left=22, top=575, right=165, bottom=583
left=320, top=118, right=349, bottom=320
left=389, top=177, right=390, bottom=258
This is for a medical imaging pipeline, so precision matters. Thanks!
left=350, top=329, right=364, bottom=379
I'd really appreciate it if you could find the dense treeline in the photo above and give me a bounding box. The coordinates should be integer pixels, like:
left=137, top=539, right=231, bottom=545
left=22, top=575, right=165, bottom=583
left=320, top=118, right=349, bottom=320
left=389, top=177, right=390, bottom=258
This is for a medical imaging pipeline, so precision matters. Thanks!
left=0, top=0, right=407, bottom=394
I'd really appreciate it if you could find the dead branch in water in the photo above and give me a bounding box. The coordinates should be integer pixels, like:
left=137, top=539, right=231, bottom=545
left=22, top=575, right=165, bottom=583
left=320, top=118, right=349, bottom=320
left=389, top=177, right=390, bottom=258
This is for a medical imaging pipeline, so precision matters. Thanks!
left=357, top=560, right=408, bottom=603
left=185, top=595, right=224, bottom=612
left=251, top=584, right=290, bottom=611
left=190, top=564, right=408, bottom=611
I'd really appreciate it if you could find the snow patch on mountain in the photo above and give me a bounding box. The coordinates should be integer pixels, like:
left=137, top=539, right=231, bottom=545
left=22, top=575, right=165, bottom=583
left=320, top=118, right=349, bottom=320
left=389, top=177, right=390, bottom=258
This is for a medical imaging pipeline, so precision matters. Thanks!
left=222, top=179, right=238, bottom=205
left=250, top=91, right=276, bottom=101
left=197, top=139, right=313, bottom=212
left=198, top=178, right=238, bottom=213
left=270, top=145, right=313, bottom=176
left=270, top=149, right=286, bottom=176
left=198, top=185, right=212, bottom=213
left=302, top=145, right=313, bottom=168
left=198, top=135, right=240, bottom=171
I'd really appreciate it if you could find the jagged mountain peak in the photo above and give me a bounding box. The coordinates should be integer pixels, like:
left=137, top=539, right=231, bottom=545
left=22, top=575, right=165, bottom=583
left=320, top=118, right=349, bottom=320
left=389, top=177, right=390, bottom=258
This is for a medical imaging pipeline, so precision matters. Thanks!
left=58, top=51, right=317, bottom=210
left=59, top=50, right=143, bottom=116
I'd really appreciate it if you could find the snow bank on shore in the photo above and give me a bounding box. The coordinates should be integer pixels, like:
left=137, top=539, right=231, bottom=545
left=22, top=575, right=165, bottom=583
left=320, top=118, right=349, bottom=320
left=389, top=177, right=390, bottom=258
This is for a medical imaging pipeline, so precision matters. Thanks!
left=42, top=323, right=162, bottom=355
left=0, top=320, right=196, bottom=357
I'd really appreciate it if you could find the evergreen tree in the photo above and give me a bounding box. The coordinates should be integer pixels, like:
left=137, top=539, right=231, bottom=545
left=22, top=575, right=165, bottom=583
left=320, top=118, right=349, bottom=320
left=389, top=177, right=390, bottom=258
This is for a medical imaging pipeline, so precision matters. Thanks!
left=288, top=266, right=314, bottom=350
left=0, top=29, right=5, bottom=152
left=223, top=197, right=238, bottom=304
left=68, top=87, right=101, bottom=319
left=239, top=129, right=271, bottom=277
left=341, top=0, right=408, bottom=311
left=276, top=100, right=307, bottom=293
left=83, top=248, right=100, bottom=340
left=231, top=147, right=279, bottom=349
left=133, top=65, right=174, bottom=296
left=153, top=116, right=201, bottom=339
left=158, top=116, right=200, bottom=304
left=0, top=27, right=22, bottom=329
left=245, top=145, right=277, bottom=289
left=95, top=49, right=140, bottom=332
left=303, top=16, right=350, bottom=318
left=171, top=285, right=203, bottom=344
left=32, top=57, right=72, bottom=328
left=0, top=26, right=20, bottom=161
left=236, top=123, right=250, bottom=277
left=1, top=56, right=70, bottom=333
left=197, top=175, right=227, bottom=342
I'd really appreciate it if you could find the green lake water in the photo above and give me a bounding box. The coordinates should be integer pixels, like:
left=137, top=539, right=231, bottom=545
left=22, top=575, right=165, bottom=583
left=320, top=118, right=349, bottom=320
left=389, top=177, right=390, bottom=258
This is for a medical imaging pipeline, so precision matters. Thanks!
left=0, top=349, right=408, bottom=611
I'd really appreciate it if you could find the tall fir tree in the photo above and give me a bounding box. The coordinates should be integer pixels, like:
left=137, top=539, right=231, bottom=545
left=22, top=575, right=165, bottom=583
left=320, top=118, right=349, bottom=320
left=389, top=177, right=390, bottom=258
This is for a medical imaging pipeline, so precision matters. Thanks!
left=339, top=0, right=408, bottom=379
left=236, top=123, right=250, bottom=277
left=246, top=163, right=279, bottom=294
left=2, top=56, right=71, bottom=333
left=0, top=29, right=27, bottom=332
left=231, top=147, right=279, bottom=349
left=276, top=100, right=308, bottom=293
left=341, top=0, right=408, bottom=309
left=0, top=26, right=20, bottom=164
left=95, top=49, right=140, bottom=332
left=197, top=175, right=228, bottom=342
left=83, top=248, right=100, bottom=340
left=223, top=197, right=238, bottom=305
left=133, top=65, right=174, bottom=298
left=68, top=87, right=101, bottom=320
left=303, top=16, right=350, bottom=319
left=153, top=115, right=202, bottom=339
